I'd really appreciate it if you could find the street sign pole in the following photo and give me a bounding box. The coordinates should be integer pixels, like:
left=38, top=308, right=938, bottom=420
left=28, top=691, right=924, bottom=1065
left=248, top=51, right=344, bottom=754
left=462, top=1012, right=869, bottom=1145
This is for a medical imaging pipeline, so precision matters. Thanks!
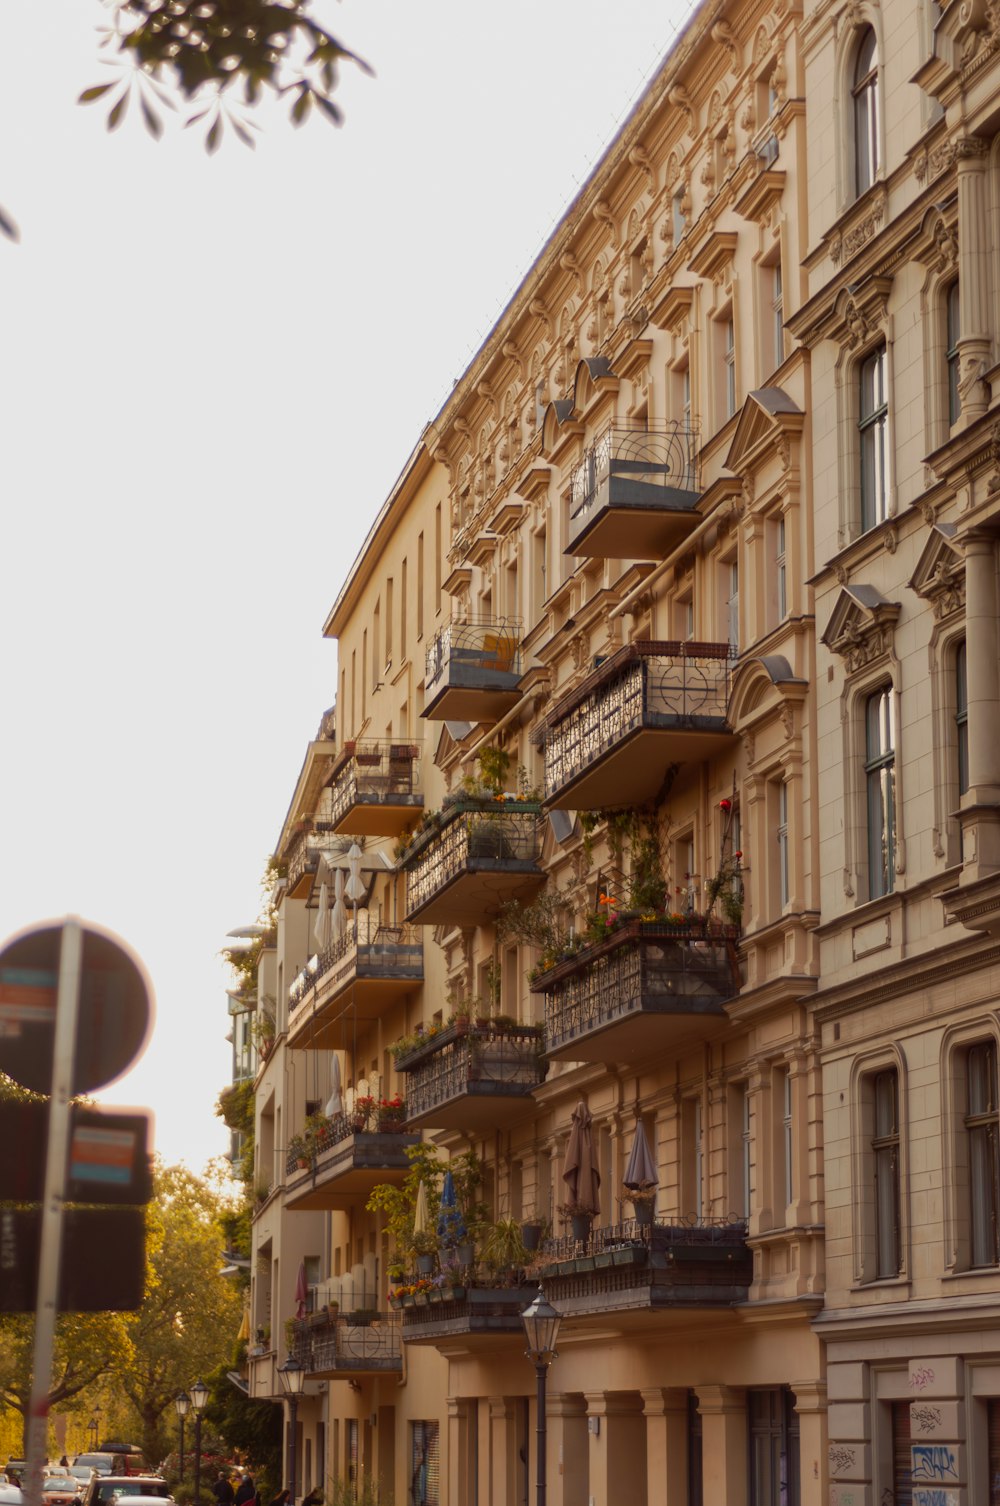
left=24, top=920, right=83, bottom=1506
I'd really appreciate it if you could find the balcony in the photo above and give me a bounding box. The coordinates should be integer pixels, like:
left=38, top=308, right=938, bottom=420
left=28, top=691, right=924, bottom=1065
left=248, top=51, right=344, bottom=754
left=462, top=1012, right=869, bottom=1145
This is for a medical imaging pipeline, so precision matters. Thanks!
left=292, top=1310, right=402, bottom=1378
left=539, top=1217, right=752, bottom=1321
left=532, top=919, right=738, bottom=1062
left=287, top=914, right=423, bottom=1049
left=328, top=739, right=423, bottom=838
left=422, top=619, right=522, bottom=723
left=284, top=822, right=337, bottom=898
left=395, top=1022, right=546, bottom=1131
left=566, top=423, right=701, bottom=560
left=392, top=1279, right=538, bottom=1347
left=538, top=640, right=736, bottom=810
left=284, top=1108, right=419, bottom=1211
left=400, top=800, right=543, bottom=926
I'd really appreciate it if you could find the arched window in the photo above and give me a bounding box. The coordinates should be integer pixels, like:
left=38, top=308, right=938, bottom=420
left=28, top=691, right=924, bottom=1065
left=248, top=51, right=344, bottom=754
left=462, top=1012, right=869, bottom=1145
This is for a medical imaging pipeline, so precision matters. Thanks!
left=853, top=27, right=880, bottom=196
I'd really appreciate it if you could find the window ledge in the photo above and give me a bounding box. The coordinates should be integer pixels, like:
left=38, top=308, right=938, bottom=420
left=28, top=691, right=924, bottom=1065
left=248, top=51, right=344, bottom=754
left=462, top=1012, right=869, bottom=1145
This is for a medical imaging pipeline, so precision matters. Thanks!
left=850, top=1275, right=911, bottom=1294
left=941, top=1265, right=1000, bottom=1283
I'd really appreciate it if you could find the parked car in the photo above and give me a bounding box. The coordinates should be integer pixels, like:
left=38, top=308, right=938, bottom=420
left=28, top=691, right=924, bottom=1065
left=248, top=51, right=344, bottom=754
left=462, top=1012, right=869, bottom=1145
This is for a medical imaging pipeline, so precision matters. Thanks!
left=0, top=1486, right=23, bottom=1506
left=71, top=1460, right=124, bottom=1481
left=65, top=1469, right=96, bottom=1496
left=41, top=1475, right=81, bottom=1506
left=79, top=1477, right=171, bottom=1506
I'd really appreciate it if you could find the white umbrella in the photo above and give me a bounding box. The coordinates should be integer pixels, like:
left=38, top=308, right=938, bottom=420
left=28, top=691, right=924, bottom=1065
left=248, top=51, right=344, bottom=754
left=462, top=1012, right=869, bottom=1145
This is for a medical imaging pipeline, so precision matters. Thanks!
left=413, top=1179, right=429, bottom=1238
left=325, top=1053, right=344, bottom=1117
left=313, top=880, right=331, bottom=952
left=331, top=866, right=347, bottom=938
left=346, top=842, right=366, bottom=903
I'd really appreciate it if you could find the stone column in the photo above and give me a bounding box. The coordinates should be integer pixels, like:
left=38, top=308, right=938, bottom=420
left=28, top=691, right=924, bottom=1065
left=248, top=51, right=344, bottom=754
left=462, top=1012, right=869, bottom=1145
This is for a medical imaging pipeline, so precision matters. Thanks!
left=549, top=1393, right=588, bottom=1506
left=641, top=1388, right=689, bottom=1506
left=791, top=1379, right=827, bottom=1506
left=487, top=1396, right=519, bottom=1506
left=955, top=136, right=992, bottom=422
left=585, top=1392, right=648, bottom=1506
left=696, top=1384, right=747, bottom=1506
left=447, top=1397, right=477, bottom=1506
left=960, top=530, right=1000, bottom=877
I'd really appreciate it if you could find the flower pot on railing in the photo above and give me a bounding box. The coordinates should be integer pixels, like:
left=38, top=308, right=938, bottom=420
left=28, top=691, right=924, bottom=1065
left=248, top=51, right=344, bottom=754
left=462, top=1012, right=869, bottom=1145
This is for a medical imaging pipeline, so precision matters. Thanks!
left=522, top=1221, right=543, bottom=1252
left=632, top=1201, right=654, bottom=1228
left=416, top=1253, right=436, bottom=1276
left=571, top=1214, right=593, bottom=1243
left=455, top=1241, right=474, bottom=1267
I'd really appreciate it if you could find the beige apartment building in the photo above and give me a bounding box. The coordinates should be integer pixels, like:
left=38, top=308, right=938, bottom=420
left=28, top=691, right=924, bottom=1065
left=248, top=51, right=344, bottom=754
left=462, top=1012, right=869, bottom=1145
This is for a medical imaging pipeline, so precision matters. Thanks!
left=234, top=2, right=1000, bottom=1504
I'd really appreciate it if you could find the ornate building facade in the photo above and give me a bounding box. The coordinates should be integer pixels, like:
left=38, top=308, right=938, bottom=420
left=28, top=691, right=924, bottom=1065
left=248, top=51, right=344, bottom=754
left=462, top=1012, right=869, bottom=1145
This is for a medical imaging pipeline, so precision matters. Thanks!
left=235, top=1, right=1000, bottom=1502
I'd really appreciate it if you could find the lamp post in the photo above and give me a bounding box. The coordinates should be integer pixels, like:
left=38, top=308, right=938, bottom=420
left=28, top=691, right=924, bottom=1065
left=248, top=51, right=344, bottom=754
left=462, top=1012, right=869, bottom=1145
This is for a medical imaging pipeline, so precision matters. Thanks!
left=277, top=1354, right=306, bottom=1505
left=189, top=1378, right=209, bottom=1504
left=174, top=1392, right=190, bottom=1487
left=521, top=1286, right=562, bottom=1506
left=87, top=1414, right=99, bottom=1452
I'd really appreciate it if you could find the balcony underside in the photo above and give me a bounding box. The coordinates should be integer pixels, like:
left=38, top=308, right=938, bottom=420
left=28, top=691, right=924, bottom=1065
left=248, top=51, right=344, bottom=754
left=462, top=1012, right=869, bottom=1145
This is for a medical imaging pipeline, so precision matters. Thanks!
left=405, top=863, right=543, bottom=927
left=405, top=1081, right=539, bottom=1133
left=566, top=483, right=701, bottom=560
left=541, top=1234, right=752, bottom=1318
left=332, top=793, right=423, bottom=838
left=284, top=1133, right=419, bottom=1211
left=545, top=994, right=730, bottom=1062
left=422, top=673, right=521, bottom=724
left=287, top=861, right=319, bottom=900
left=400, top=1287, right=536, bottom=1347
left=546, top=722, right=734, bottom=810
left=288, top=974, right=421, bottom=1050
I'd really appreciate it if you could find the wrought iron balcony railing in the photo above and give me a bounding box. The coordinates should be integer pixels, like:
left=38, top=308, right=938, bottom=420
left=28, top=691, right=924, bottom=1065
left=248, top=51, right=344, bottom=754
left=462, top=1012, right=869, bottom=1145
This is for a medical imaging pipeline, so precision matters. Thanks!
left=288, top=913, right=423, bottom=1016
left=538, top=640, right=736, bottom=808
left=397, top=1023, right=545, bottom=1129
left=394, top=1278, right=538, bottom=1344
left=292, top=1310, right=402, bottom=1375
left=328, top=739, right=422, bottom=835
left=422, top=619, right=522, bottom=721
left=568, top=422, right=701, bottom=557
left=400, top=800, right=543, bottom=923
left=538, top=1216, right=751, bottom=1313
left=284, top=823, right=338, bottom=893
left=533, top=919, right=738, bottom=1060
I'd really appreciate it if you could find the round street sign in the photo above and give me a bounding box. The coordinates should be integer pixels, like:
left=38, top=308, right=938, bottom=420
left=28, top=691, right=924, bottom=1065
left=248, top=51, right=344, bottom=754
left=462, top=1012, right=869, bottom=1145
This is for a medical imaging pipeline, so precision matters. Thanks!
left=0, top=922, right=152, bottom=1095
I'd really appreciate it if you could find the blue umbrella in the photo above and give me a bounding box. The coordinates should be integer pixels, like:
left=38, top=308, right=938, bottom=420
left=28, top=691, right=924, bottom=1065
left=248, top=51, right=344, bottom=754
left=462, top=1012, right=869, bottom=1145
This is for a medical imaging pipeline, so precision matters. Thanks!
left=436, top=1170, right=467, bottom=1247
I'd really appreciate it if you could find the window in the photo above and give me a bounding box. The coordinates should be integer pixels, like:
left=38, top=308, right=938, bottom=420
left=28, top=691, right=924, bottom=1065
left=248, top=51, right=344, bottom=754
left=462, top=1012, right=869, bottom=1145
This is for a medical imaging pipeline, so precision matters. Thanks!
left=688, top=1392, right=703, bottom=1506
left=853, top=27, right=880, bottom=196
left=673, top=187, right=687, bottom=246
left=891, top=1401, right=912, bottom=1506
left=872, top=1069, right=901, bottom=1278
left=723, top=317, right=737, bottom=419
left=764, top=257, right=783, bottom=376
left=748, top=1389, right=800, bottom=1506
left=782, top=1067, right=793, bottom=1209
left=957, top=639, right=969, bottom=797
left=777, top=781, right=790, bottom=908
left=726, top=560, right=739, bottom=651
left=859, top=344, right=889, bottom=530
left=946, top=280, right=961, bottom=427
left=775, top=515, right=788, bottom=622
left=967, top=1042, right=1000, bottom=1266
left=865, top=687, right=896, bottom=899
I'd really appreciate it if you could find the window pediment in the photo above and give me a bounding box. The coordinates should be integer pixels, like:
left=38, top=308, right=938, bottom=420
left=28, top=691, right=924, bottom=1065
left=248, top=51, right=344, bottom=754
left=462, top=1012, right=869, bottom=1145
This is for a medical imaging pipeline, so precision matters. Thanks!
left=909, top=523, right=965, bottom=620
left=725, top=387, right=804, bottom=476
left=821, top=585, right=901, bottom=673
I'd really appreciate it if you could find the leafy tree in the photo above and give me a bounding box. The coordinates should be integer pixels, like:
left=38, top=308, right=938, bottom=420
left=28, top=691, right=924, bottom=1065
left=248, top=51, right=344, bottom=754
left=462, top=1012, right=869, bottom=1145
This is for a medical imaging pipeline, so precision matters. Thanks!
left=118, top=1162, right=242, bottom=1466
left=0, top=1312, right=132, bottom=1452
left=202, top=1344, right=282, bottom=1497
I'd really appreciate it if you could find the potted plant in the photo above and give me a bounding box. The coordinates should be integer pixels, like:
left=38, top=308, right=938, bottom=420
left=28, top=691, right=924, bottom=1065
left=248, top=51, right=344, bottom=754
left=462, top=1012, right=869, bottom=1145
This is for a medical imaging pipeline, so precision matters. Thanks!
left=559, top=1200, right=595, bottom=1243
left=521, top=1215, right=548, bottom=1253
left=480, top=1216, right=530, bottom=1277
left=288, top=1133, right=310, bottom=1169
left=412, top=1229, right=438, bottom=1276
left=625, top=1187, right=657, bottom=1228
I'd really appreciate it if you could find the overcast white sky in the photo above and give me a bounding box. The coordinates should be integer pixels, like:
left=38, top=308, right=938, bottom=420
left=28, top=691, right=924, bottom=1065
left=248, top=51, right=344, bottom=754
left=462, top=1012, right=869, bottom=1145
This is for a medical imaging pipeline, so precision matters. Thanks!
left=0, top=0, right=694, bottom=1172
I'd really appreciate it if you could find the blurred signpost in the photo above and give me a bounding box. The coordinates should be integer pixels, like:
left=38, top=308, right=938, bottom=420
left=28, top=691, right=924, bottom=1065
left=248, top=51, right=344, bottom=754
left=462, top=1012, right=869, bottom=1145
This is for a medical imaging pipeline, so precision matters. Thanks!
left=0, top=920, right=153, bottom=1506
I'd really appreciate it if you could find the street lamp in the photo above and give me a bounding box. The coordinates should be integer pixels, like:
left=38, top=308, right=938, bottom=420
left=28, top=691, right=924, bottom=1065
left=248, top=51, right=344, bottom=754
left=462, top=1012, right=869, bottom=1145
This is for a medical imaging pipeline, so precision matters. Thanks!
left=87, top=1414, right=99, bottom=1451
left=174, top=1392, right=190, bottom=1487
left=521, top=1286, right=562, bottom=1506
left=189, top=1379, right=209, bottom=1504
left=277, top=1354, right=306, bottom=1505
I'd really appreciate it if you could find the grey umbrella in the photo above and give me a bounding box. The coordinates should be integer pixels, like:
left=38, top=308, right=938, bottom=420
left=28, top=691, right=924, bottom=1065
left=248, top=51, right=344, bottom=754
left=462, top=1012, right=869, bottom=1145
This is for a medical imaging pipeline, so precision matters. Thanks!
left=623, top=1117, right=658, bottom=1191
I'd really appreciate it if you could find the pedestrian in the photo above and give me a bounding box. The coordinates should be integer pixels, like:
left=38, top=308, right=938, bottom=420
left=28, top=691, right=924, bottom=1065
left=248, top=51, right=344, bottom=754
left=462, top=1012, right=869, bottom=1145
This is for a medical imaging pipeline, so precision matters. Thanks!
left=234, top=1476, right=255, bottom=1506
left=213, top=1472, right=236, bottom=1506
left=59, top=1458, right=70, bottom=1469
left=267, top=1491, right=290, bottom=1506
left=301, top=1489, right=323, bottom=1506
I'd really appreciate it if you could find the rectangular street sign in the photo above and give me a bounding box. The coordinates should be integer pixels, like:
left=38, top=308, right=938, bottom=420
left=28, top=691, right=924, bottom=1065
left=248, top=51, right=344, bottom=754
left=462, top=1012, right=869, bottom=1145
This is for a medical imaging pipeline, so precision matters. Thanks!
left=0, top=1102, right=152, bottom=1203
left=0, top=1206, right=146, bottom=1312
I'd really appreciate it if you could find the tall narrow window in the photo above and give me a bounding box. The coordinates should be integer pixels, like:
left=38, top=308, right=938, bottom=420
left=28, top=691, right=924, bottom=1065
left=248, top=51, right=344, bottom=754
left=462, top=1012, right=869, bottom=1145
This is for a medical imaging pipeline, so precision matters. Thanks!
left=749, top=1389, right=800, bottom=1506
left=724, top=318, right=737, bottom=419
left=417, top=531, right=425, bottom=639
left=777, top=781, right=790, bottom=908
left=967, top=1042, right=1000, bottom=1267
left=865, top=687, right=896, bottom=898
left=770, top=260, right=784, bottom=374
left=741, top=1085, right=752, bottom=1218
left=385, top=577, right=393, bottom=669
left=434, top=503, right=442, bottom=600
left=853, top=27, right=880, bottom=196
left=776, top=515, right=788, bottom=622
left=946, top=280, right=961, bottom=426
left=400, top=558, right=408, bottom=658
left=873, top=1069, right=901, bottom=1278
left=860, top=344, right=889, bottom=530
left=673, top=187, right=686, bottom=245
left=782, top=1068, right=793, bottom=1210
left=956, top=639, right=969, bottom=797
left=726, top=560, right=739, bottom=651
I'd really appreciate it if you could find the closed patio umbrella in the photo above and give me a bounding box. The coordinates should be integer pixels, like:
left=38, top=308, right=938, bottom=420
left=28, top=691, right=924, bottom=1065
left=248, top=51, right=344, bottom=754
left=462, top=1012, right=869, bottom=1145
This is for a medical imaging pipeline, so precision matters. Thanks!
left=346, top=842, right=366, bottom=903
left=325, top=1052, right=343, bottom=1118
left=313, top=879, right=331, bottom=952
left=561, top=1100, right=601, bottom=1216
left=294, top=1259, right=309, bottom=1320
left=436, top=1169, right=467, bottom=1248
left=413, top=1179, right=429, bottom=1238
left=331, top=866, right=347, bottom=938
left=623, top=1117, right=658, bottom=1192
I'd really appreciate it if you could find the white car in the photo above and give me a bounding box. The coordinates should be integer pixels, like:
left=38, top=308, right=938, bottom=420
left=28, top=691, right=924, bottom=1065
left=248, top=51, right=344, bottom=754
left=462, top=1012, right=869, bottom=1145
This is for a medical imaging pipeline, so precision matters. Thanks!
left=0, top=1487, right=24, bottom=1506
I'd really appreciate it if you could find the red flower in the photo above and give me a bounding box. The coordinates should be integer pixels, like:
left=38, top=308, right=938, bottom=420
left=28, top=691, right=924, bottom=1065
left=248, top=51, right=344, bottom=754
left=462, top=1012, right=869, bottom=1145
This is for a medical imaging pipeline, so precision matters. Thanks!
left=719, top=798, right=732, bottom=811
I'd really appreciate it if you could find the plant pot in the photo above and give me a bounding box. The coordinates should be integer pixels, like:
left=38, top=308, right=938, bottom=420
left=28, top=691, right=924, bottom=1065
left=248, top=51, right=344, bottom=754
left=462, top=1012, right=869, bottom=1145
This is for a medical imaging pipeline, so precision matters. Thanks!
left=416, top=1253, right=435, bottom=1276
left=571, top=1214, right=593, bottom=1243
left=414, top=1290, right=429, bottom=1307
left=632, top=1201, right=654, bottom=1228
left=521, top=1221, right=543, bottom=1252
left=455, top=1241, right=474, bottom=1267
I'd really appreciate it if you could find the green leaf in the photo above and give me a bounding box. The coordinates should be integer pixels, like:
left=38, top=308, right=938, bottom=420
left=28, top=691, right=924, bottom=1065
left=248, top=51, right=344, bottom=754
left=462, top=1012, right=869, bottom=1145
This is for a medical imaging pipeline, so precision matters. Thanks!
left=205, top=115, right=222, bottom=154
left=106, top=89, right=130, bottom=132
left=78, top=82, right=117, bottom=105
left=314, top=95, right=342, bottom=126
left=290, top=86, right=312, bottom=126
left=229, top=116, right=256, bottom=149
left=140, top=95, right=163, bottom=140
